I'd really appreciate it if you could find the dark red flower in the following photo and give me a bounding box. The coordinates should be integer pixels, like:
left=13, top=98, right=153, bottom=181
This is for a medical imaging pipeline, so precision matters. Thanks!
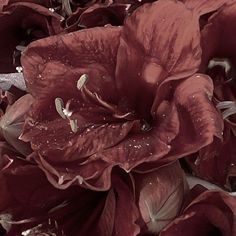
left=0, top=147, right=189, bottom=236
left=159, top=185, right=236, bottom=236
left=180, top=0, right=236, bottom=191
left=0, top=0, right=63, bottom=73
left=0, top=151, right=140, bottom=236
left=20, top=0, right=222, bottom=190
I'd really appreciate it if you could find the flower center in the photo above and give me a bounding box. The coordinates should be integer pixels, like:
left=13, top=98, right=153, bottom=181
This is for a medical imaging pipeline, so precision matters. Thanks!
left=55, top=74, right=153, bottom=134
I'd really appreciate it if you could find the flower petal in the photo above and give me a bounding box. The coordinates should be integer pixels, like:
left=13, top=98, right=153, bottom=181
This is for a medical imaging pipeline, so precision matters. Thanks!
left=116, top=0, right=201, bottom=115
left=160, top=187, right=236, bottom=236
left=166, top=74, right=223, bottom=160
left=200, top=2, right=236, bottom=69
left=182, top=0, right=234, bottom=15
left=134, top=162, right=187, bottom=234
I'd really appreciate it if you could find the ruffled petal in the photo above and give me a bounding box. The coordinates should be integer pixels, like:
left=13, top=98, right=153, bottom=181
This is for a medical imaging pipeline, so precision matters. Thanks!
left=200, top=2, right=236, bottom=69
left=167, top=74, right=223, bottom=160
left=182, top=0, right=234, bottom=15
left=160, top=186, right=236, bottom=236
left=116, top=0, right=201, bottom=116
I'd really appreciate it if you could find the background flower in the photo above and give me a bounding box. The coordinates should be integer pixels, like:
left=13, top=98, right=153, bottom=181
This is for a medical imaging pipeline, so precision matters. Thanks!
left=0, top=0, right=63, bottom=73
left=159, top=185, right=236, bottom=236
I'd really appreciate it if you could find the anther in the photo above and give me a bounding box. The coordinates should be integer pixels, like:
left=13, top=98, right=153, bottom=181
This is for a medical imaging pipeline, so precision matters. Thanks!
left=77, top=74, right=88, bottom=90
left=55, top=98, right=66, bottom=119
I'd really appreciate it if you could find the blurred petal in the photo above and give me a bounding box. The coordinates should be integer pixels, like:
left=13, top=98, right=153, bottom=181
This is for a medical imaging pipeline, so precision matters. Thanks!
left=160, top=186, right=236, bottom=236
left=182, top=0, right=234, bottom=15
left=201, top=2, right=236, bottom=69
left=134, top=162, right=187, bottom=234
left=0, top=94, right=34, bottom=155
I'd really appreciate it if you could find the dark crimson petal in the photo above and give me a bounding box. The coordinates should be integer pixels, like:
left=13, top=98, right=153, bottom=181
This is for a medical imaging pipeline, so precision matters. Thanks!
left=160, top=186, right=236, bottom=236
left=165, top=74, right=223, bottom=161
left=116, top=0, right=201, bottom=116
left=112, top=175, right=140, bottom=236
left=186, top=126, right=236, bottom=190
left=200, top=2, right=236, bottom=69
left=21, top=119, right=137, bottom=162
left=0, top=94, right=34, bottom=156
left=181, top=0, right=234, bottom=15
left=0, top=153, right=134, bottom=235
left=0, top=1, right=62, bottom=73
left=65, top=4, right=129, bottom=32
left=21, top=26, right=121, bottom=101
left=30, top=153, right=114, bottom=190
left=97, top=102, right=179, bottom=172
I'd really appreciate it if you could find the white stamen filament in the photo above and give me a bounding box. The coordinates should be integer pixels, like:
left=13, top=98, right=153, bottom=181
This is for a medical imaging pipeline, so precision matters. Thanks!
left=208, top=58, right=232, bottom=74
left=217, top=101, right=236, bottom=120
left=69, top=119, right=78, bottom=133
left=222, top=107, right=236, bottom=120
left=216, top=101, right=235, bottom=110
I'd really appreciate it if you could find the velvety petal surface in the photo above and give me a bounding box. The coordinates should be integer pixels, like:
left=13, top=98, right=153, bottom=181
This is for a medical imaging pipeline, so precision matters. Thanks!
left=160, top=186, right=236, bottom=236
left=0, top=1, right=62, bottom=73
left=116, top=0, right=201, bottom=117
left=0, top=153, right=140, bottom=236
left=181, top=0, right=235, bottom=15
left=0, top=94, right=34, bottom=156
left=166, top=74, right=223, bottom=161
left=134, top=162, right=187, bottom=234
left=200, top=2, right=236, bottom=69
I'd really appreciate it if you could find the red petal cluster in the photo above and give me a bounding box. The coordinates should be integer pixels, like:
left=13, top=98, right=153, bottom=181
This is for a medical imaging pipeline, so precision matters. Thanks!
left=0, top=0, right=235, bottom=235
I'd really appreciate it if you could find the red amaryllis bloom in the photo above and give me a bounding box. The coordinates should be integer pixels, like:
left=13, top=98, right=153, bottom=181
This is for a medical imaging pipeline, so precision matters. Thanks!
left=180, top=0, right=236, bottom=191
left=186, top=126, right=236, bottom=191
left=0, top=148, right=188, bottom=236
left=20, top=0, right=222, bottom=190
left=0, top=0, right=63, bottom=73
left=159, top=185, right=236, bottom=236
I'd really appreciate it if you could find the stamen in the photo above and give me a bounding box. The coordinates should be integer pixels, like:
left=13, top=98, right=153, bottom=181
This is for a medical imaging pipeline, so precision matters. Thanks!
left=222, top=107, right=236, bottom=120
left=208, top=58, right=231, bottom=74
left=77, top=74, right=88, bottom=90
left=55, top=98, right=66, bottom=119
left=16, top=45, right=26, bottom=52
left=216, top=101, right=235, bottom=110
left=16, top=66, right=23, bottom=73
left=69, top=119, right=78, bottom=133
left=62, top=108, right=72, bottom=117
left=141, top=120, right=152, bottom=132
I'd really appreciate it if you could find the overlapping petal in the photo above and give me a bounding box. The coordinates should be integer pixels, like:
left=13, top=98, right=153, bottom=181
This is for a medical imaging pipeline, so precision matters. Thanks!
left=160, top=185, right=236, bottom=236
left=200, top=1, right=236, bottom=69
left=116, top=0, right=201, bottom=115
left=133, top=162, right=187, bottom=234
left=181, top=0, right=235, bottom=15
left=20, top=1, right=224, bottom=190
left=0, top=152, right=140, bottom=236
left=0, top=0, right=63, bottom=73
